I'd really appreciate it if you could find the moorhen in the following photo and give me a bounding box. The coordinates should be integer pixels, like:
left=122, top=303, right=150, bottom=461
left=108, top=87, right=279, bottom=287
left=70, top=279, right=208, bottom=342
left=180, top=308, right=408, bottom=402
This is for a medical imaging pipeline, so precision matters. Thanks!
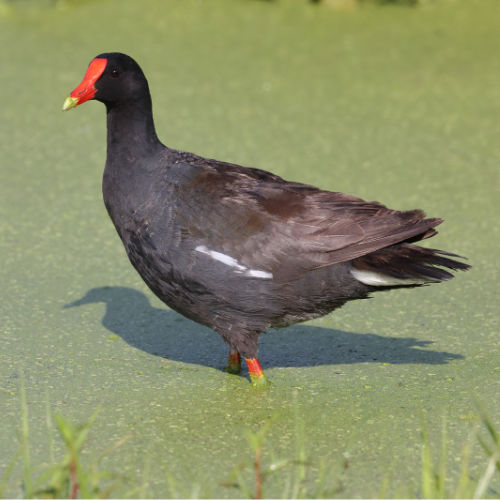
left=63, top=53, right=469, bottom=385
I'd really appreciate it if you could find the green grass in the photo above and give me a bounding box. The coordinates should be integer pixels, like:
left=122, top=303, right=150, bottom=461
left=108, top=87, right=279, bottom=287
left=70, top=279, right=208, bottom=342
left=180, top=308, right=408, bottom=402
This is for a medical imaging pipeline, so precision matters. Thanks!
left=3, top=381, right=499, bottom=498
left=221, top=403, right=345, bottom=498
left=1, top=373, right=131, bottom=499
left=418, top=406, right=500, bottom=499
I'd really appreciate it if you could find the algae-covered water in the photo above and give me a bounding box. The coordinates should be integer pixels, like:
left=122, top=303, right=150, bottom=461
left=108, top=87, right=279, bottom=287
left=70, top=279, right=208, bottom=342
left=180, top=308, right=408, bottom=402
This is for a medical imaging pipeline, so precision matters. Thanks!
left=1, top=0, right=499, bottom=497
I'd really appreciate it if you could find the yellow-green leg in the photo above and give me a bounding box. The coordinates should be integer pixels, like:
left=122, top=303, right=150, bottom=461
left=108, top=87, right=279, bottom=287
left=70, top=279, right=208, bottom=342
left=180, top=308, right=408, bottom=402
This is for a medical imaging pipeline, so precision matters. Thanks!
left=245, top=357, right=270, bottom=386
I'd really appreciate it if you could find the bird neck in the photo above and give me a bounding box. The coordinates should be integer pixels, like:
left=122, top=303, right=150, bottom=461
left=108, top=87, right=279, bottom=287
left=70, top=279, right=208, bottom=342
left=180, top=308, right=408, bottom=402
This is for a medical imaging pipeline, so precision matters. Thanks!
left=105, top=95, right=163, bottom=165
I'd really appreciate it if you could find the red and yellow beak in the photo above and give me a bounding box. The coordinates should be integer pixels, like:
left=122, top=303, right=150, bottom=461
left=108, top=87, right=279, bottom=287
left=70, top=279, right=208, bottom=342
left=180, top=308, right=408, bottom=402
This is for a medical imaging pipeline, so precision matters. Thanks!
left=62, top=58, right=107, bottom=111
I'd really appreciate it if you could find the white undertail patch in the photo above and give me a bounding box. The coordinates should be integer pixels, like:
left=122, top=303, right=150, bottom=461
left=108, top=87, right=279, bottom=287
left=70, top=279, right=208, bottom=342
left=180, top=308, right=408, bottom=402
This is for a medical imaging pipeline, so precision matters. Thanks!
left=195, top=245, right=273, bottom=279
left=350, top=268, right=428, bottom=286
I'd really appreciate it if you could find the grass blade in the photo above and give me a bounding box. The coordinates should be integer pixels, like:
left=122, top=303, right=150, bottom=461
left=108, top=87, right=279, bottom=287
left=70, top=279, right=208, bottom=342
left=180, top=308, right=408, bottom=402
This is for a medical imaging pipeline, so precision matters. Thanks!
left=438, top=417, right=447, bottom=499
left=473, top=452, right=499, bottom=499
left=19, top=370, right=33, bottom=499
left=420, top=416, right=433, bottom=499
left=0, top=448, right=21, bottom=498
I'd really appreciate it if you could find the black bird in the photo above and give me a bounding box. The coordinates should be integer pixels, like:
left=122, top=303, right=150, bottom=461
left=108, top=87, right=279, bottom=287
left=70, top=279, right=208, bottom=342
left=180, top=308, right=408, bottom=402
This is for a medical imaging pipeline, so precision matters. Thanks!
left=63, top=52, right=469, bottom=385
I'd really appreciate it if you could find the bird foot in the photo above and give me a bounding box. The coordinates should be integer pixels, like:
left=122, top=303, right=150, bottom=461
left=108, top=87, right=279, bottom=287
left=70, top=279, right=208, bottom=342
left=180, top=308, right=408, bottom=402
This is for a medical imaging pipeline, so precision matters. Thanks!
left=249, top=372, right=271, bottom=388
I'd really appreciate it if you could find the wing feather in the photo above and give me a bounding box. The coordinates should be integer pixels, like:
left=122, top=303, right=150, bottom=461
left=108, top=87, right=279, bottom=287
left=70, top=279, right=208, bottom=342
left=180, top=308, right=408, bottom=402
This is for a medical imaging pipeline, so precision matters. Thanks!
left=171, top=154, right=442, bottom=282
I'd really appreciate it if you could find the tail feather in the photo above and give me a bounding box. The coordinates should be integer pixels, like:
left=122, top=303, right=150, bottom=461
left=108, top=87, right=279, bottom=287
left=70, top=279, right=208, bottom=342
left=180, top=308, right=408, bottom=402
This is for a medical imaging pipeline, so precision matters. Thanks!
left=351, top=243, right=470, bottom=287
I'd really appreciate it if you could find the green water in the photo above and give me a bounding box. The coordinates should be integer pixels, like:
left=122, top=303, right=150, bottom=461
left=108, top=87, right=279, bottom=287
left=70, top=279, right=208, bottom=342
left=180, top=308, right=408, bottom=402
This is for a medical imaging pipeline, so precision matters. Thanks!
left=1, top=0, right=499, bottom=497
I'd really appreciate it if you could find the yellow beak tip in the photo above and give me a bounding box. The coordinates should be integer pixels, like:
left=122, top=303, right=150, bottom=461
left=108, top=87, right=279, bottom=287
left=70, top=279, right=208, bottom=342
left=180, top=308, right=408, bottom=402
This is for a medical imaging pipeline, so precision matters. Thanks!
left=62, top=96, right=79, bottom=111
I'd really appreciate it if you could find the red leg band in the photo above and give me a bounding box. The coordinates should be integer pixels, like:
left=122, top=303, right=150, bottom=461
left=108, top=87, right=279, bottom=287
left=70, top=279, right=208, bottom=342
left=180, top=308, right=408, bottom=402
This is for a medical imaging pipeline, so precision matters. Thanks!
left=229, top=349, right=241, bottom=365
left=245, top=358, right=264, bottom=380
left=227, top=349, right=242, bottom=374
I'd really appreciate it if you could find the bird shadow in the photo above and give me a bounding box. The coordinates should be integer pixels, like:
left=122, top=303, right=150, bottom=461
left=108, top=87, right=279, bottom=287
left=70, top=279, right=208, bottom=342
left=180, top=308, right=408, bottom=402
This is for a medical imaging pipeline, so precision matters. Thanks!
left=64, top=286, right=464, bottom=370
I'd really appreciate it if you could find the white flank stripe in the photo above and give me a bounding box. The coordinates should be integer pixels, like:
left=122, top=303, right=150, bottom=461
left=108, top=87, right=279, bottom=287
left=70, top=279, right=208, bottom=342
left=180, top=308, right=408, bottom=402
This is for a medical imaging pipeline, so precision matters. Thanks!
left=195, top=245, right=273, bottom=279
left=350, top=268, right=427, bottom=286
left=195, top=246, right=245, bottom=270
left=247, top=269, right=273, bottom=278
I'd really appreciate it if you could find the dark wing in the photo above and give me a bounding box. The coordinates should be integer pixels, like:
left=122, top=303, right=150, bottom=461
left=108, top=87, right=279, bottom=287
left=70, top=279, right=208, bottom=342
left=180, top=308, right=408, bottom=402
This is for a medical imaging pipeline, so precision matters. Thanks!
left=171, top=154, right=442, bottom=282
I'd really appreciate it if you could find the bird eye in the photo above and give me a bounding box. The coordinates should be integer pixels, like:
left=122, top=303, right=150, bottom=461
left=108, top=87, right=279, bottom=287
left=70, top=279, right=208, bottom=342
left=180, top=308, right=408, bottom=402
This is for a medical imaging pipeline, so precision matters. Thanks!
left=111, top=68, right=120, bottom=78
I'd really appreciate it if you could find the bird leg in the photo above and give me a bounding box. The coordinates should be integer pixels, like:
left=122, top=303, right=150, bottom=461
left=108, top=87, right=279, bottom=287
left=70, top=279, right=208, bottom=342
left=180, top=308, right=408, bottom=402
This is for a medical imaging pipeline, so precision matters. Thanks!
left=226, top=348, right=242, bottom=374
left=245, top=357, right=270, bottom=386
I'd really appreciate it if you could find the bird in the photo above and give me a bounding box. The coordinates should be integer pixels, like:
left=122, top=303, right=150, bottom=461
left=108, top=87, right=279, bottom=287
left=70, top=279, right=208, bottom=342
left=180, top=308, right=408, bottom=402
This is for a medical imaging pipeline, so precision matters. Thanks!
left=63, top=52, right=470, bottom=386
